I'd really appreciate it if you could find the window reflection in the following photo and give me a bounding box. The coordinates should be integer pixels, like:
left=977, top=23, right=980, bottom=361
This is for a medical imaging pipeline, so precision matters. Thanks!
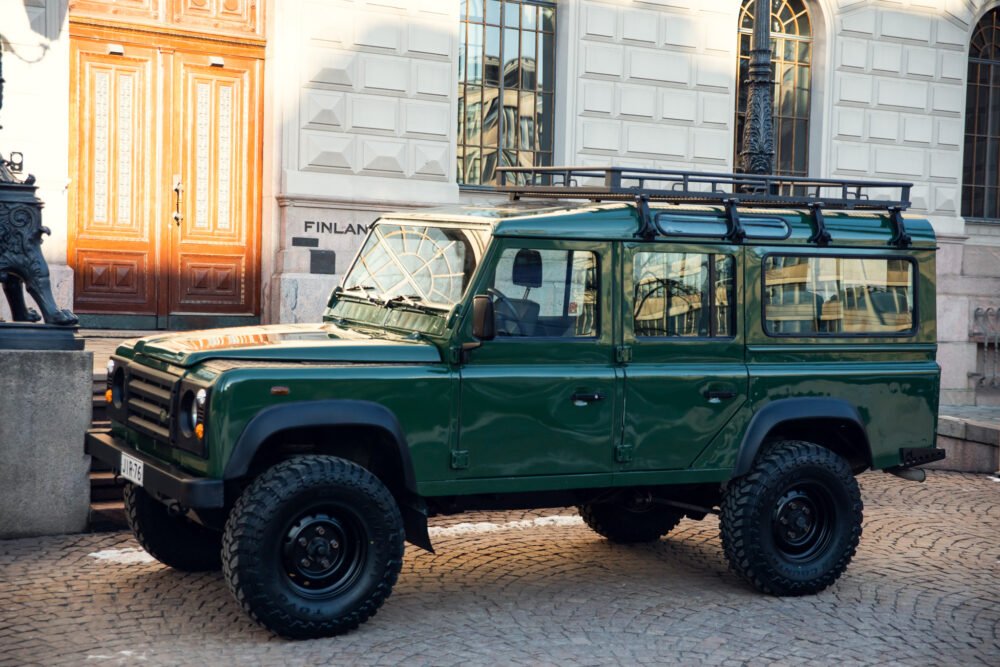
left=458, top=0, right=556, bottom=185
left=764, top=256, right=915, bottom=335
left=633, top=252, right=735, bottom=338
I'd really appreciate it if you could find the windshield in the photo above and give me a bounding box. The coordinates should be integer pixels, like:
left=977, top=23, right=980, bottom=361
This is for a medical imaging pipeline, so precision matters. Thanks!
left=340, top=222, right=489, bottom=309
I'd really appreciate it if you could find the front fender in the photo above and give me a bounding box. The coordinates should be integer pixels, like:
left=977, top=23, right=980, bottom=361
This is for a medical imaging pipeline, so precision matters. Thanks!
left=223, top=399, right=417, bottom=492
left=223, top=399, right=433, bottom=552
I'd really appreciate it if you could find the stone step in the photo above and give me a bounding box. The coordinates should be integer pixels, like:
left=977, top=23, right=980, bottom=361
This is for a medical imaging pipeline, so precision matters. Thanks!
left=89, top=501, right=126, bottom=532
left=90, top=471, right=123, bottom=503
left=933, top=407, right=1000, bottom=474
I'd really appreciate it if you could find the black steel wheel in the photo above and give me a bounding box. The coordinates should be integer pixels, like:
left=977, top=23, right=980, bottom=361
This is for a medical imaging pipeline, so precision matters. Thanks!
left=578, top=492, right=684, bottom=544
left=222, top=456, right=404, bottom=639
left=281, top=509, right=367, bottom=598
left=720, top=440, right=863, bottom=596
left=123, top=483, right=222, bottom=572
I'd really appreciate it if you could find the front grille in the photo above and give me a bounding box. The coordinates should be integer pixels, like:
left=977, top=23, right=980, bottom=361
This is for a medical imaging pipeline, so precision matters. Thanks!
left=125, top=364, right=176, bottom=443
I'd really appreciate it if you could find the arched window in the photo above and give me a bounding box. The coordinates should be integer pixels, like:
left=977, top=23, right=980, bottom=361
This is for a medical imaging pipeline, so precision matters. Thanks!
left=457, top=1, right=556, bottom=186
left=963, top=8, right=1000, bottom=221
left=734, top=0, right=813, bottom=176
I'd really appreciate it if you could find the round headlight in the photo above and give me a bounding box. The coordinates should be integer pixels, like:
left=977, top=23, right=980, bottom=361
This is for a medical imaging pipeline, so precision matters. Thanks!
left=106, top=359, right=115, bottom=374
left=110, top=367, right=125, bottom=409
left=188, top=395, right=200, bottom=433
left=179, top=390, right=198, bottom=436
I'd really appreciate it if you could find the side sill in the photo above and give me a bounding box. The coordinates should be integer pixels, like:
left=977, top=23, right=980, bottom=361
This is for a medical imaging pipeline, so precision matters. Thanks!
left=416, top=468, right=731, bottom=497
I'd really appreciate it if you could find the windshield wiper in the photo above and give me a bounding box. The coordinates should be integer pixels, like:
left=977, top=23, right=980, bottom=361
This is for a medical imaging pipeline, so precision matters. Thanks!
left=384, top=294, right=449, bottom=313
left=336, top=284, right=382, bottom=304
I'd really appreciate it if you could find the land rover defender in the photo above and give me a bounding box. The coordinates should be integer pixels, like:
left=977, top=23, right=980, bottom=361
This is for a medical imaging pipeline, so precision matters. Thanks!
left=86, top=167, right=944, bottom=638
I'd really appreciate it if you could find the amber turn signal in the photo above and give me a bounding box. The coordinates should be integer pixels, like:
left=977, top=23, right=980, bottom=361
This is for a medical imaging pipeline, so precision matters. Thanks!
left=195, top=423, right=204, bottom=439
left=105, top=389, right=113, bottom=403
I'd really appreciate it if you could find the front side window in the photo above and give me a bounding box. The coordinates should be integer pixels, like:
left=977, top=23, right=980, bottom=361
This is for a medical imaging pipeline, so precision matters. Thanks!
left=764, top=256, right=915, bottom=335
left=633, top=252, right=735, bottom=338
left=734, top=0, right=812, bottom=176
left=458, top=0, right=556, bottom=186
left=488, top=247, right=598, bottom=337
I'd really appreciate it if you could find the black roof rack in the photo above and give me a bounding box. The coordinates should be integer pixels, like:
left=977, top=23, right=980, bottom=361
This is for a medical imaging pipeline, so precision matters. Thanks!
left=495, top=166, right=914, bottom=247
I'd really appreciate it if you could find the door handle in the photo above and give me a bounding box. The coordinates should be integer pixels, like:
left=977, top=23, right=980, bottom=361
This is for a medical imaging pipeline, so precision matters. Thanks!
left=173, top=176, right=183, bottom=226
left=571, top=391, right=604, bottom=406
left=702, top=389, right=737, bottom=403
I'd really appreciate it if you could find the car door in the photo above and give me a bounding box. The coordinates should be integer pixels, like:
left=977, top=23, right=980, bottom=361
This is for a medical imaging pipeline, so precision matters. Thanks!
left=621, top=242, right=748, bottom=470
left=457, top=239, right=620, bottom=481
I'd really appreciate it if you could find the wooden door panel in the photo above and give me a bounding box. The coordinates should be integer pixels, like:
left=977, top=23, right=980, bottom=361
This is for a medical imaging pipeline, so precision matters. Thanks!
left=169, top=52, right=260, bottom=315
left=170, top=0, right=261, bottom=37
left=69, top=1, right=261, bottom=39
left=69, top=39, right=159, bottom=314
left=177, top=253, right=245, bottom=305
left=68, top=0, right=161, bottom=24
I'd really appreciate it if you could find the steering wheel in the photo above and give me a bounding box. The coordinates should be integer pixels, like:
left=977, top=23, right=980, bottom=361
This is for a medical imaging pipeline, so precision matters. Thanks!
left=487, top=287, right=523, bottom=336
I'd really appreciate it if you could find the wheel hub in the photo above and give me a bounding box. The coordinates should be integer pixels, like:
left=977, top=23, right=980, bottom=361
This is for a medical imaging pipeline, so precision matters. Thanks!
left=771, top=486, right=832, bottom=561
left=282, top=512, right=362, bottom=594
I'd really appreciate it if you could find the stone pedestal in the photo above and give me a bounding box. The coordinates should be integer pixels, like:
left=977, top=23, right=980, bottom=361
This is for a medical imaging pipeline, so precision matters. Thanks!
left=0, top=349, right=92, bottom=538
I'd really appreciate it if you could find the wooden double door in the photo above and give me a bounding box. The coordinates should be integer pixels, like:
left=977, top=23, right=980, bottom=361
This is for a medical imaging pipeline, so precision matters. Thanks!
left=69, top=17, right=263, bottom=328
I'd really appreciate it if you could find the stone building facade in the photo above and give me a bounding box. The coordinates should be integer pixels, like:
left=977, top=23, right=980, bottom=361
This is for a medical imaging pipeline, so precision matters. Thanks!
left=1, top=0, right=998, bottom=406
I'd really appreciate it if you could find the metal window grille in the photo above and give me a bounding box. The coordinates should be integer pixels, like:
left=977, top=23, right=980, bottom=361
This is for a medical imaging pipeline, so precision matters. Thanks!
left=457, top=0, right=556, bottom=186
left=734, top=0, right=812, bottom=177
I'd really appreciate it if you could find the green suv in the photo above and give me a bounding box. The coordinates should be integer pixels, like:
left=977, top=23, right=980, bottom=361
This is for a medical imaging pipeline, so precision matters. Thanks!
left=86, top=167, right=944, bottom=639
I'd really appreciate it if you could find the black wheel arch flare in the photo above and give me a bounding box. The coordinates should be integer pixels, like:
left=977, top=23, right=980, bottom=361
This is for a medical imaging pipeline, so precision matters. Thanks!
left=733, top=398, right=873, bottom=478
left=224, top=399, right=433, bottom=552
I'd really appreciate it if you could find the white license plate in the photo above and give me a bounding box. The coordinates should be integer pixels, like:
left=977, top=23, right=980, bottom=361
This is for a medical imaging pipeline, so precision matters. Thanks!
left=120, top=452, right=144, bottom=486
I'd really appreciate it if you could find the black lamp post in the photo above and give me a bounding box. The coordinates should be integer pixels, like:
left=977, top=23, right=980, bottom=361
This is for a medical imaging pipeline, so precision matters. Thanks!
left=739, top=0, right=775, bottom=176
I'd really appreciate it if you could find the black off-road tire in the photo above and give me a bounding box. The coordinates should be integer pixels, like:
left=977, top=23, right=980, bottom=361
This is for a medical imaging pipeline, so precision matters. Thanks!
left=578, top=500, right=684, bottom=543
left=720, top=440, right=863, bottom=596
left=222, top=455, right=404, bottom=639
left=123, top=483, right=222, bottom=572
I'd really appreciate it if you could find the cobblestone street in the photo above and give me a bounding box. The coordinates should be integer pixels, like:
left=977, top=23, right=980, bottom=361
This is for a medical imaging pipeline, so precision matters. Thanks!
left=1, top=471, right=997, bottom=666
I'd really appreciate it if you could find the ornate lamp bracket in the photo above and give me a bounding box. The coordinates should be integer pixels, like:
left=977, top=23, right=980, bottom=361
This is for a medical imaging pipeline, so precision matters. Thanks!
left=739, top=0, right=775, bottom=176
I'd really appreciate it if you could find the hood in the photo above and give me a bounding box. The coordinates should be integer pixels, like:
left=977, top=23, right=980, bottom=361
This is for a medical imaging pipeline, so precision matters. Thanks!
left=130, top=323, right=441, bottom=367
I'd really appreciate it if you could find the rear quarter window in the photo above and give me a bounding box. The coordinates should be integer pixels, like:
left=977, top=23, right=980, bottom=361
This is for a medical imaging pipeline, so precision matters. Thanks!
left=763, top=255, right=916, bottom=336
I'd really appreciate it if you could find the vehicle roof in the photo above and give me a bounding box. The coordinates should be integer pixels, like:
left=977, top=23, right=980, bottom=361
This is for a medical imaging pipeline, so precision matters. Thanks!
left=384, top=200, right=936, bottom=249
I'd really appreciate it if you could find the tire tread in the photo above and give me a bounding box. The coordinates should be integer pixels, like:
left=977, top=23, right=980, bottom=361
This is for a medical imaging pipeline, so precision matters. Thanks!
left=221, top=455, right=404, bottom=639
left=720, top=440, right=863, bottom=596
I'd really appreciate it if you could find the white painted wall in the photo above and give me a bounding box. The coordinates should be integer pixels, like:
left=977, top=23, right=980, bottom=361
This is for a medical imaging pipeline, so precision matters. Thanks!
left=268, top=0, right=461, bottom=322
left=281, top=0, right=459, bottom=203
left=0, top=0, right=71, bottom=320
left=828, top=0, right=967, bottom=235
left=567, top=0, right=740, bottom=171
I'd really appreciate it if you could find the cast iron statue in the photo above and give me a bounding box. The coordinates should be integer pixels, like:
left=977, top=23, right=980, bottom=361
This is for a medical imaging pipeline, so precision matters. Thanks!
left=0, top=45, right=77, bottom=327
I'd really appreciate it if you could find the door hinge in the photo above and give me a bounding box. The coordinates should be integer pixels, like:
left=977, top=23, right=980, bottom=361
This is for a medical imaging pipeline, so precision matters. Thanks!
left=615, top=444, right=634, bottom=463
left=448, top=345, right=462, bottom=364
left=451, top=450, right=469, bottom=469
left=615, top=344, right=632, bottom=364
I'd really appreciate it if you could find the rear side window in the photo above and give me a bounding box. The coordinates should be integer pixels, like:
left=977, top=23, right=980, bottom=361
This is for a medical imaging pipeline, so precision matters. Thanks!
left=633, top=252, right=735, bottom=338
left=764, top=256, right=915, bottom=336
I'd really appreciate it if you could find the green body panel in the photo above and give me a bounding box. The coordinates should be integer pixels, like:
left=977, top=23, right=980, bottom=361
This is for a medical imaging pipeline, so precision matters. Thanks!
left=105, top=199, right=940, bottom=506
left=131, top=323, right=442, bottom=366
left=207, top=364, right=454, bottom=482
left=456, top=238, right=620, bottom=481
left=620, top=241, right=748, bottom=471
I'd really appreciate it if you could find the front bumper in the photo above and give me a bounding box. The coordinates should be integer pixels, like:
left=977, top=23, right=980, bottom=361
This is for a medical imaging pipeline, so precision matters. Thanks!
left=85, top=428, right=225, bottom=508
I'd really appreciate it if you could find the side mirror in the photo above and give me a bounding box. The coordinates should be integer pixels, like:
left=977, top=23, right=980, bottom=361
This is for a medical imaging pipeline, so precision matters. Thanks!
left=471, top=294, right=496, bottom=341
